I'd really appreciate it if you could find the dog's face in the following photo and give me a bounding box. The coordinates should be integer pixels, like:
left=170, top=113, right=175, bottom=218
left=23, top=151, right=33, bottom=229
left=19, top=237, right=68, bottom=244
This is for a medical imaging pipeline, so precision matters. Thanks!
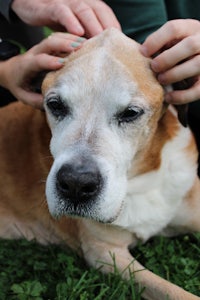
left=42, top=28, right=164, bottom=223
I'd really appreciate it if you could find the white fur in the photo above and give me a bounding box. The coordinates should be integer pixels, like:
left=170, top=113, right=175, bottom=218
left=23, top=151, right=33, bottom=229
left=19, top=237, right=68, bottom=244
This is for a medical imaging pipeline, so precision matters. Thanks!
left=113, top=122, right=196, bottom=241
left=44, top=40, right=196, bottom=243
left=45, top=49, right=149, bottom=222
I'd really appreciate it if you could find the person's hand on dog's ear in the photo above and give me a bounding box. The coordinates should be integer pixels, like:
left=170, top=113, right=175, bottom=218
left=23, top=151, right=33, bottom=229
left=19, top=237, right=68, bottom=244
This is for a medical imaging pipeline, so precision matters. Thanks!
left=140, top=19, right=200, bottom=105
left=11, top=0, right=121, bottom=38
left=0, top=33, right=85, bottom=109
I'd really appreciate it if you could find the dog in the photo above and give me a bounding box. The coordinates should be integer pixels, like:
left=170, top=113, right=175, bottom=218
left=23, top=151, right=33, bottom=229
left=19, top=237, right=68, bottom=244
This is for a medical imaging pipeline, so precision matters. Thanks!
left=0, top=28, right=200, bottom=300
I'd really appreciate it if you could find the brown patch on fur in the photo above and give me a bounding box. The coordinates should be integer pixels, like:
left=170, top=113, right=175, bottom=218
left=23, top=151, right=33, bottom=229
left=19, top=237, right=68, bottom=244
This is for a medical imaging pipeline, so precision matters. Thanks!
left=42, top=28, right=163, bottom=110
left=129, top=109, right=179, bottom=176
left=42, top=72, right=58, bottom=93
left=184, top=133, right=198, bottom=163
left=0, top=102, right=83, bottom=248
left=111, top=43, right=164, bottom=110
left=185, top=177, right=200, bottom=207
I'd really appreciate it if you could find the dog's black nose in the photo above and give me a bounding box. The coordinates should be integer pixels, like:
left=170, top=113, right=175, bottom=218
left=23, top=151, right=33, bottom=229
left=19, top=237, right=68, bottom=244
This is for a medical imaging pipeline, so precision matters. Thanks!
left=56, top=159, right=102, bottom=203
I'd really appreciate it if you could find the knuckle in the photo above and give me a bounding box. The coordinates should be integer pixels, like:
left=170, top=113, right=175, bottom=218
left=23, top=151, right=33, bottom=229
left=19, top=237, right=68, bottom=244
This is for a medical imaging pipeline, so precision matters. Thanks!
left=165, top=20, right=182, bottom=35
left=185, top=36, right=200, bottom=53
left=73, top=2, right=91, bottom=15
left=187, top=18, right=200, bottom=28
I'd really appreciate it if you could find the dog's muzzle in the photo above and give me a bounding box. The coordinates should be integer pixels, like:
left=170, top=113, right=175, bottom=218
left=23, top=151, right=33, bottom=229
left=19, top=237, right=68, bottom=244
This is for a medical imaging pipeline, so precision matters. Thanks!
left=56, top=157, right=103, bottom=207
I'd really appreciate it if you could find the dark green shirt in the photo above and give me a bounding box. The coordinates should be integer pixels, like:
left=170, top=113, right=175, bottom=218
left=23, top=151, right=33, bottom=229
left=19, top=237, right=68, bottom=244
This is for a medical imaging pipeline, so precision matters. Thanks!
left=105, top=0, right=200, bottom=42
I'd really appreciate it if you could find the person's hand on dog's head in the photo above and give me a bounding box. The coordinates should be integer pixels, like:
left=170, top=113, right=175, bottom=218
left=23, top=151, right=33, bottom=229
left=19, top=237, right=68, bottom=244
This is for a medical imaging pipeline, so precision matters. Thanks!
left=11, top=0, right=121, bottom=38
left=0, top=33, right=86, bottom=109
left=141, top=19, right=200, bottom=105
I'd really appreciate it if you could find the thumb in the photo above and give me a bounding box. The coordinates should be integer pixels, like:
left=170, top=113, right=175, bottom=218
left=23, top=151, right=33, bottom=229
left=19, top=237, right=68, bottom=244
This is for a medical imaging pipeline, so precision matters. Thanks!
left=18, top=89, right=44, bottom=109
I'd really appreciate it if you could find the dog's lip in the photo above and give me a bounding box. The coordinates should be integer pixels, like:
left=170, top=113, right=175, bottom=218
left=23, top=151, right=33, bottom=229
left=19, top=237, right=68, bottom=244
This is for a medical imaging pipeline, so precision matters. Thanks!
left=108, top=200, right=125, bottom=223
left=50, top=197, right=125, bottom=224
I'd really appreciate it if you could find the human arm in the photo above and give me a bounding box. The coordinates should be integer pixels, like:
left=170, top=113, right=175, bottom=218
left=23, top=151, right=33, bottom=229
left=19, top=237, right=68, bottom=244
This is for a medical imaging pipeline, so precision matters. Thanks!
left=0, top=33, right=85, bottom=108
left=10, top=0, right=121, bottom=38
left=141, top=19, right=200, bottom=104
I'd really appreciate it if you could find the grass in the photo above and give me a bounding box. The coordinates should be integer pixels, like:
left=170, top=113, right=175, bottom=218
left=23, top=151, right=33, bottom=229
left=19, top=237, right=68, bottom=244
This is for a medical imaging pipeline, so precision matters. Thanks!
left=3, top=26, right=199, bottom=300
left=0, top=233, right=199, bottom=299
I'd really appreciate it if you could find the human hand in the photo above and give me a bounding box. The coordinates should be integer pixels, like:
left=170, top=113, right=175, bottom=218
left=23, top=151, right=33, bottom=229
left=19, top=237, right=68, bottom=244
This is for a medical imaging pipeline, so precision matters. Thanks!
left=0, top=33, right=85, bottom=108
left=11, top=0, right=121, bottom=38
left=140, top=19, right=200, bottom=104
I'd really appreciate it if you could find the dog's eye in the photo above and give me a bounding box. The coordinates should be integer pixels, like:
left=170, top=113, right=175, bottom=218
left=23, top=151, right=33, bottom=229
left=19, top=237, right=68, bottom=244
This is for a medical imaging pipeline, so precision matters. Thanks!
left=117, top=106, right=144, bottom=124
left=46, top=97, right=69, bottom=119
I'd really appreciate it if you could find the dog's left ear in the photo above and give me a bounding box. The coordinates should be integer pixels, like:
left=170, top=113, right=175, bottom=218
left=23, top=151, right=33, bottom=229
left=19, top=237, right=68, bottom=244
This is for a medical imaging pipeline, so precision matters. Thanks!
left=173, top=81, right=190, bottom=128
left=175, top=104, right=188, bottom=128
left=163, top=84, right=188, bottom=128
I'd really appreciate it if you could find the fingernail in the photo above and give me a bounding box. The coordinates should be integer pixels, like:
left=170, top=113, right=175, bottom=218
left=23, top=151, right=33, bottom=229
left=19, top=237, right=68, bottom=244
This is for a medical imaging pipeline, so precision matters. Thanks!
left=151, top=60, right=159, bottom=72
left=76, top=37, right=86, bottom=43
left=165, top=93, right=172, bottom=103
left=71, top=42, right=81, bottom=48
left=58, top=58, right=65, bottom=64
left=140, top=45, right=148, bottom=57
left=157, top=73, right=165, bottom=84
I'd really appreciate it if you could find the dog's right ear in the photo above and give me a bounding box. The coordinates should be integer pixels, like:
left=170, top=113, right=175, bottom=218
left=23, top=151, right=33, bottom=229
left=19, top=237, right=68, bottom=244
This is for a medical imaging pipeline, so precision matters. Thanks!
left=31, top=71, right=49, bottom=95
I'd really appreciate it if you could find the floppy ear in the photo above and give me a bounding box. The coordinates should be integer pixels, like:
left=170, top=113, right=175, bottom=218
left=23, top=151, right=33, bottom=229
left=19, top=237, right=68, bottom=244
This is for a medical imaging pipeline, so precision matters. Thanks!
left=175, top=104, right=188, bottom=127
left=163, top=84, right=188, bottom=127
left=31, top=71, right=48, bottom=94
left=173, top=80, right=190, bottom=128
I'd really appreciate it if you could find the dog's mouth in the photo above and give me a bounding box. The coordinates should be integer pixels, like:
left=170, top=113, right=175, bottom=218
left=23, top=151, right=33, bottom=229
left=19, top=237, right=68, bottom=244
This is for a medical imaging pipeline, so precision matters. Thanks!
left=52, top=197, right=122, bottom=224
left=46, top=155, right=126, bottom=224
left=50, top=189, right=124, bottom=224
left=52, top=196, right=103, bottom=221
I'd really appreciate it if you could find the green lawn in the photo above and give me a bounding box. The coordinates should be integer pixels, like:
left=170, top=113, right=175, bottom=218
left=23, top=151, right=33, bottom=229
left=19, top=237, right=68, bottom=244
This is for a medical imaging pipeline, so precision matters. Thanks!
left=0, top=233, right=199, bottom=300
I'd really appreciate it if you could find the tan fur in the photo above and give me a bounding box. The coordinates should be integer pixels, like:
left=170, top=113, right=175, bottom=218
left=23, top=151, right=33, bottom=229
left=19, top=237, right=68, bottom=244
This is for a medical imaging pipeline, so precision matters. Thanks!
left=0, top=29, right=200, bottom=300
left=129, top=109, right=180, bottom=176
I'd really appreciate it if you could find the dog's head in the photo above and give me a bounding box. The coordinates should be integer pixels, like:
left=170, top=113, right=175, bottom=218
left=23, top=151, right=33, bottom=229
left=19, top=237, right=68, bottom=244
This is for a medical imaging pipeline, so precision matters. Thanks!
left=42, top=28, right=164, bottom=223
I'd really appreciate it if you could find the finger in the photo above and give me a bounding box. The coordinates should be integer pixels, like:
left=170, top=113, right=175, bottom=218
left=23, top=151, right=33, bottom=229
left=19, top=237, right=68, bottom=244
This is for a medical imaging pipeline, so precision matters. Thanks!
left=91, top=1, right=121, bottom=31
left=17, top=88, right=44, bottom=109
left=165, top=79, right=200, bottom=104
left=74, top=2, right=104, bottom=36
left=28, top=53, right=66, bottom=73
left=141, top=19, right=200, bottom=57
left=158, top=54, right=200, bottom=85
left=48, top=5, right=85, bottom=35
left=72, top=0, right=120, bottom=37
left=32, top=33, right=86, bottom=55
left=151, top=34, right=200, bottom=72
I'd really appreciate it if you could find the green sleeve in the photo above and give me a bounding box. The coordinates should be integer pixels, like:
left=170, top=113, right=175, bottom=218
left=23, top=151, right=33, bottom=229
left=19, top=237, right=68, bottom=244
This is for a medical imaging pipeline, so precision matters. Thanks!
left=165, top=0, right=200, bottom=21
left=105, top=0, right=168, bottom=43
left=105, top=0, right=200, bottom=43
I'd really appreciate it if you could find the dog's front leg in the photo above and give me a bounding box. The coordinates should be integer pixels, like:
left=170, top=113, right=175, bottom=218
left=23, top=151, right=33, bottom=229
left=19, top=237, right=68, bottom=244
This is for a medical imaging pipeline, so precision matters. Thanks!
left=78, top=219, right=199, bottom=300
